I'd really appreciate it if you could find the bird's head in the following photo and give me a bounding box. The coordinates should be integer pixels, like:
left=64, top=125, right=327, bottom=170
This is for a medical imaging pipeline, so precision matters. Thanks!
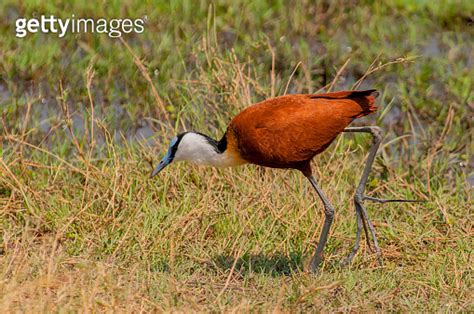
left=150, top=131, right=223, bottom=177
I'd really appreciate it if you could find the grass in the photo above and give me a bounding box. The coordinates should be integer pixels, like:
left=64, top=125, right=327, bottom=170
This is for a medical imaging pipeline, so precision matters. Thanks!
left=0, top=0, right=473, bottom=311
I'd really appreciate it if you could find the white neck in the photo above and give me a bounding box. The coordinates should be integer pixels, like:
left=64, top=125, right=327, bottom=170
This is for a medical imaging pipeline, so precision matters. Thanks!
left=174, top=132, right=241, bottom=168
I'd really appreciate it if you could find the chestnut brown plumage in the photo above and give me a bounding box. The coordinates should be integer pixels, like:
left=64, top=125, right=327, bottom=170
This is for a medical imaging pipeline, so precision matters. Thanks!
left=151, top=89, right=418, bottom=273
left=228, top=90, right=378, bottom=176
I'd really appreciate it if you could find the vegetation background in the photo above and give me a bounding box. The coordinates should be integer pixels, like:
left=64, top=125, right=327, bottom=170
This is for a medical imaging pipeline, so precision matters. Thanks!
left=0, top=0, right=472, bottom=311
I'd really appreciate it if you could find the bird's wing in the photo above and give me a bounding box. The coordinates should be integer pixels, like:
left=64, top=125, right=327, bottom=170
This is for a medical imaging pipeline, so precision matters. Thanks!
left=309, top=89, right=379, bottom=100
left=309, top=89, right=379, bottom=117
left=230, top=92, right=378, bottom=166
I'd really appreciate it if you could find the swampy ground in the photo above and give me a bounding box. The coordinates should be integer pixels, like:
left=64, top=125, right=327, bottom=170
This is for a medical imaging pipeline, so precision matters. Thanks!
left=0, top=0, right=473, bottom=311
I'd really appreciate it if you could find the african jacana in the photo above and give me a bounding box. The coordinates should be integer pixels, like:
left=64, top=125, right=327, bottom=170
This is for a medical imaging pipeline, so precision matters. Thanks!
left=151, top=89, right=415, bottom=272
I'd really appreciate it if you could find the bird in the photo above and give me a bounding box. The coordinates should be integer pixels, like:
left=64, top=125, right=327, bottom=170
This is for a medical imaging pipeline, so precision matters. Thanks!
left=151, top=89, right=415, bottom=273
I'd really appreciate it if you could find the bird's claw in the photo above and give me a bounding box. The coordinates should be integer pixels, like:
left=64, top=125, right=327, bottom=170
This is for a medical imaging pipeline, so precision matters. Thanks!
left=340, top=255, right=354, bottom=267
left=364, top=196, right=426, bottom=204
left=349, top=194, right=383, bottom=266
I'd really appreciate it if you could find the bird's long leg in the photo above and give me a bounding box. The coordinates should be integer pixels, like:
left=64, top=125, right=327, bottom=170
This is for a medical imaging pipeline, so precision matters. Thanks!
left=307, top=175, right=335, bottom=273
left=341, top=126, right=384, bottom=266
left=341, top=126, right=422, bottom=266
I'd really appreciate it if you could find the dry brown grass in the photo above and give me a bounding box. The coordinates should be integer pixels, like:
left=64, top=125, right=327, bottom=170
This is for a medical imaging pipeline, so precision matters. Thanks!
left=1, top=1, right=473, bottom=311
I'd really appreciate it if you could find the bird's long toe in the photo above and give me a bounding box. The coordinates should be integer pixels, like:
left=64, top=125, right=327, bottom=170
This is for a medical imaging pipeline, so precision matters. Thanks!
left=355, top=196, right=383, bottom=266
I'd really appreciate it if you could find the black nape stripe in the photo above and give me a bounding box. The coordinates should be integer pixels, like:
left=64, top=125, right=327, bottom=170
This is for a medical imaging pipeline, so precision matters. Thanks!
left=195, top=131, right=227, bottom=154
left=217, top=132, right=227, bottom=153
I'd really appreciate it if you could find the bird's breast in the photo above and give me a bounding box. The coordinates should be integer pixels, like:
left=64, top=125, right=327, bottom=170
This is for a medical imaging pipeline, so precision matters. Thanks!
left=219, top=128, right=248, bottom=167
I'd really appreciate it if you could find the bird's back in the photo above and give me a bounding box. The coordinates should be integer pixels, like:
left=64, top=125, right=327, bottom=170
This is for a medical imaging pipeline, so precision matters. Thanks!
left=228, top=89, right=378, bottom=175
